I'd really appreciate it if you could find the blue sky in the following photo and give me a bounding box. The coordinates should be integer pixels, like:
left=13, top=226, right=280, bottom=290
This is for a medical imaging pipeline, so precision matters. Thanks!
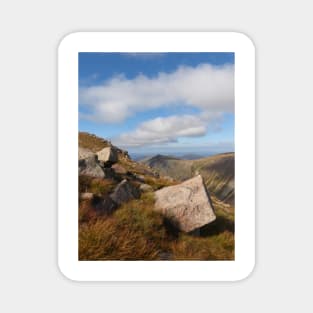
left=79, top=53, right=234, bottom=156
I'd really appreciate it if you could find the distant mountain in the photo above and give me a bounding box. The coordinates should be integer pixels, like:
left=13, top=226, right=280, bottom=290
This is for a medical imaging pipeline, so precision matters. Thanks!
left=141, top=153, right=234, bottom=205
left=180, top=153, right=205, bottom=160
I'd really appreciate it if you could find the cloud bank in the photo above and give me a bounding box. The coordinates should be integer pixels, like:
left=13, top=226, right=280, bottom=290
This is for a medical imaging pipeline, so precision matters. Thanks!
left=80, top=63, right=234, bottom=123
left=114, top=113, right=223, bottom=147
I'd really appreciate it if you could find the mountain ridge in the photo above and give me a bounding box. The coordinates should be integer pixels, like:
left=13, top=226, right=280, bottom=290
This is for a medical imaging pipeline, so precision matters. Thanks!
left=141, top=153, right=234, bottom=205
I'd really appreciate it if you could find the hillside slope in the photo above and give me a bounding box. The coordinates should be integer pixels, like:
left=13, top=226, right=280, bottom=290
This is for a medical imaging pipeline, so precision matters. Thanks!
left=142, top=153, right=234, bottom=205
left=78, top=132, right=234, bottom=261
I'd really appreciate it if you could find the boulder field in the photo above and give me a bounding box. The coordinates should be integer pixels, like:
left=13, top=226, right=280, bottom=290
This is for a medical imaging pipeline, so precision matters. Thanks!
left=79, top=146, right=216, bottom=232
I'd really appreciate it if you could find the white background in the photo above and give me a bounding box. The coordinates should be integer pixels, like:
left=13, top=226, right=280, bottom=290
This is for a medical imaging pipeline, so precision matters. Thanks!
left=58, top=32, right=255, bottom=281
left=0, top=0, right=312, bottom=312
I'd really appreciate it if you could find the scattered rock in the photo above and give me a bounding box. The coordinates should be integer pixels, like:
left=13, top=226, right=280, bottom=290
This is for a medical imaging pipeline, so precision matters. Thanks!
left=111, top=163, right=127, bottom=174
left=79, top=155, right=105, bottom=178
left=80, top=192, right=94, bottom=200
left=110, top=179, right=140, bottom=205
left=93, top=195, right=117, bottom=215
left=154, top=175, right=216, bottom=232
left=96, top=147, right=118, bottom=166
left=139, top=183, right=153, bottom=192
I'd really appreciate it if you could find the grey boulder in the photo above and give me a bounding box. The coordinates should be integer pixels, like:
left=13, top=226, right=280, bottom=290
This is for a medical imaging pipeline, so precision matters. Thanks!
left=93, top=195, right=117, bottom=215
left=154, top=175, right=216, bottom=232
left=110, top=179, right=140, bottom=205
left=79, top=155, right=105, bottom=178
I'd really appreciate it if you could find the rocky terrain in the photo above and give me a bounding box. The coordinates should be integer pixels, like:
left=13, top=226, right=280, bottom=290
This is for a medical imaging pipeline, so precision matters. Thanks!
left=78, top=132, right=234, bottom=261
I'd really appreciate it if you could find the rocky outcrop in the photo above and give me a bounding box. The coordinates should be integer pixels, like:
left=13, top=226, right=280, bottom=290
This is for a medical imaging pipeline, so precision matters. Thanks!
left=110, top=179, right=140, bottom=205
left=96, top=147, right=118, bottom=166
left=79, top=155, right=105, bottom=178
left=154, top=175, right=216, bottom=232
left=78, top=147, right=95, bottom=160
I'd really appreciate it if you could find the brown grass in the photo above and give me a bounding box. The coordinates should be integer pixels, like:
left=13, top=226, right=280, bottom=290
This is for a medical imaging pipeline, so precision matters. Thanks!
left=143, top=176, right=176, bottom=190
left=79, top=132, right=110, bottom=152
left=79, top=176, right=116, bottom=196
left=171, top=231, right=234, bottom=260
left=79, top=195, right=168, bottom=260
left=79, top=191, right=234, bottom=261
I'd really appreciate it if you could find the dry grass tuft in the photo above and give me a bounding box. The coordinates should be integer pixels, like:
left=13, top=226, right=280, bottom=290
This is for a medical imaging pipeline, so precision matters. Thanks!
left=79, top=176, right=116, bottom=196
left=144, top=176, right=176, bottom=190
left=79, top=196, right=168, bottom=260
left=171, top=231, right=234, bottom=260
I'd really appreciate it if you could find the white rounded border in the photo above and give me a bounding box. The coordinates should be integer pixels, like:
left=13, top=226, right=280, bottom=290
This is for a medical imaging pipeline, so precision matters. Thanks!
left=58, top=32, right=255, bottom=281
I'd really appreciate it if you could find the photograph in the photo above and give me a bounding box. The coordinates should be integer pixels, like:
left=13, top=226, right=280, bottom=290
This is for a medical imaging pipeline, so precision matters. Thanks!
left=78, top=52, right=235, bottom=261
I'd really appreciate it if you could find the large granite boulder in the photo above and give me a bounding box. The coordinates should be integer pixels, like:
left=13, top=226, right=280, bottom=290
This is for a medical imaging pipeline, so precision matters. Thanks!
left=154, top=175, right=216, bottom=232
left=78, top=147, right=95, bottom=160
left=110, top=179, right=140, bottom=205
left=96, top=147, right=118, bottom=166
left=79, top=155, right=105, bottom=178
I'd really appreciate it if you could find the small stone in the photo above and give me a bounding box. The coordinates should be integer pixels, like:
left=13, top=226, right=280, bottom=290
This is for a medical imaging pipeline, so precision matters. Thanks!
left=80, top=192, right=94, bottom=200
left=139, top=183, right=153, bottom=192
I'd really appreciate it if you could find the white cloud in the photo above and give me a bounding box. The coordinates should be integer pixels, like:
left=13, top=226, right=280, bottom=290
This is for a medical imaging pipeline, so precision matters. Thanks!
left=80, top=63, right=234, bottom=123
left=113, top=113, right=223, bottom=147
